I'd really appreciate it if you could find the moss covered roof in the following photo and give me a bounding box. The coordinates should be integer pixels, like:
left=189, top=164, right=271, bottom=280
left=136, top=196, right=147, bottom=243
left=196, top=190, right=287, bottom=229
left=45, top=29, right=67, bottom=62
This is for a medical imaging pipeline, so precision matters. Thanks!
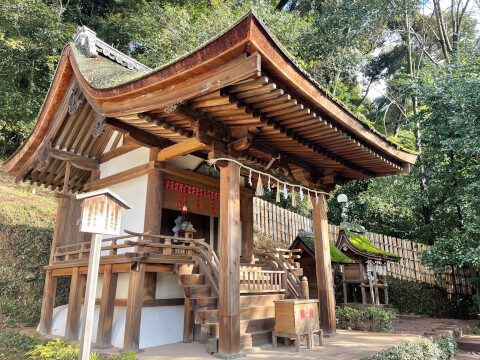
left=71, top=43, right=150, bottom=90
left=296, top=231, right=355, bottom=264
left=344, top=230, right=400, bottom=258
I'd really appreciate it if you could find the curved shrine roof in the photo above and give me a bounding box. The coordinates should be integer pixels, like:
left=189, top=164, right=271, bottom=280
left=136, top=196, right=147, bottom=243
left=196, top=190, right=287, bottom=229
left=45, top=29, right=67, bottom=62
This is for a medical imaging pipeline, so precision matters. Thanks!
left=4, top=12, right=418, bottom=193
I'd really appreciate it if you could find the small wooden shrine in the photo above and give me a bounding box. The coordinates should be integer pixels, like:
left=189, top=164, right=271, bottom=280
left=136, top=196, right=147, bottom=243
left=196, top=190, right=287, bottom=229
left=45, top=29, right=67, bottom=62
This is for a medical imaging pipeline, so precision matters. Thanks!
left=289, top=230, right=354, bottom=299
left=3, top=11, right=416, bottom=358
left=336, top=224, right=400, bottom=307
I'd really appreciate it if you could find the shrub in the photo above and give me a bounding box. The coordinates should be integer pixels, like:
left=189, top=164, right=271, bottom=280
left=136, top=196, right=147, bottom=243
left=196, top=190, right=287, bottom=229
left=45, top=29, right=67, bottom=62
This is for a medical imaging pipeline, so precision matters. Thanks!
left=110, top=352, right=138, bottom=360
left=336, top=307, right=396, bottom=332
left=387, top=277, right=473, bottom=319
left=361, top=334, right=458, bottom=360
left=27, top=339, right=137, bottom=360
left=27, top=339, right=79, bottom=360
left=0, top=330, right=42, bottom=351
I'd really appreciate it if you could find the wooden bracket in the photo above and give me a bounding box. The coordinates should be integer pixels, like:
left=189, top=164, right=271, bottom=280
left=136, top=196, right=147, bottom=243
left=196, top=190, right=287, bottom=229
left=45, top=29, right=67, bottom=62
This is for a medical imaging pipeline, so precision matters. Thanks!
left=92, top=112, right=107, bottom=137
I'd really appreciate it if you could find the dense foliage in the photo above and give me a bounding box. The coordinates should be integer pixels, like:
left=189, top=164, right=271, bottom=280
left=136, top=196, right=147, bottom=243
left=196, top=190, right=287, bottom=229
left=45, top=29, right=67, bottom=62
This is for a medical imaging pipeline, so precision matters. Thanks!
left=387, top=277, right=474, bottom=318
left=336, top=307, right=397, bottom=332
left=361, top=334, right=457, bottom=360
left=1, top=0, right=480, bottom=285
left=0, top=167, right=70, bottom=327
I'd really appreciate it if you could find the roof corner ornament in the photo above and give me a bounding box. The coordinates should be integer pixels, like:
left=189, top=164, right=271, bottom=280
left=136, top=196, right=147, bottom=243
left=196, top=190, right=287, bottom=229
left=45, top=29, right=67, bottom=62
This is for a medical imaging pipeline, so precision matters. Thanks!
left=68, top=83, right=84, bottom=115
left=73, top=26, right=98, bottom=58
left=37, top=143, right=51, bottom=172
left=92, top=113, right=106, bottom=137
left=162, top=103, right=179, bottom=113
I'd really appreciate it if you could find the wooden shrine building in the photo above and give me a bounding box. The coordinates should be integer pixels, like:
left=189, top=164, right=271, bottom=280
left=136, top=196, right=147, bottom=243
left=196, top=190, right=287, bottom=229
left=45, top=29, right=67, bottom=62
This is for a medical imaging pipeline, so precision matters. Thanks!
left=336, top=226, right=400, bottom=307
left=289, top=230, right=354, bottom=299
left=3, top=12, right=417, bottom=357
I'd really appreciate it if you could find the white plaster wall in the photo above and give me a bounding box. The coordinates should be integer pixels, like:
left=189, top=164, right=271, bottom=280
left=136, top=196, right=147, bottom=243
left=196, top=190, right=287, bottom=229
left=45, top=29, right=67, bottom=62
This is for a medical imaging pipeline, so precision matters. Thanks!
left=155, top=273, right=183, bottom=299
left=167, top=154, right=203, bottom=170
left=48, top=305, right=184, bottom=348
left=100, top=147, right=149, bottom=178
left=95, top=273, right=129, bottom=299
left=48, top=147, right=199, bottom=348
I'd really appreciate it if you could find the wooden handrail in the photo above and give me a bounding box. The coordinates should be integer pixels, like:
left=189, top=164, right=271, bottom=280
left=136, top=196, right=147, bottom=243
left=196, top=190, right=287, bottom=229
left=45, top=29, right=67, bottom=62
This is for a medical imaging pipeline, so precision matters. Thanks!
left=254, top=249, right=302, bottom=298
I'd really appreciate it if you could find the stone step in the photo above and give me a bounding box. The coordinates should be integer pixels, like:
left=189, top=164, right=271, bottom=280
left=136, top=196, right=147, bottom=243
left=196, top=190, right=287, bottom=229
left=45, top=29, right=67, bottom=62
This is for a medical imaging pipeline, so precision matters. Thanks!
left=178, top=274, right=205, bottom=286
left=457, top=336, right=480, bottom=352
left=205, top=330, right=272, bottom=353
left=195, top=305, right=275, bottom=324
left=201, top=317, right=275, bottom=338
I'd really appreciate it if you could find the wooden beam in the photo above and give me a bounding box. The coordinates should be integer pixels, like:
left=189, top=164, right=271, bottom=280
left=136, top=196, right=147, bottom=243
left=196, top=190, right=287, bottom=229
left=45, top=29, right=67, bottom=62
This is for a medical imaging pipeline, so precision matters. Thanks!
left=96, top=264, right=118, bottom=348
left=48, top=148, right=99, bottom=171
left=84, top=163, right=150, bottom=191
left=99, top=140, right=140, bottom=163
left=156, top=138, right=208, bottom=162
left=124, top=263, right=145, bottom=352
left=241, top=195, right=254, bottom=263
left=218, top=162, right=241, bottom=356
left=62, top=161, right=71, bottom=193
left=65, top=267, right=86, bottom=340
left=38, top=270, right=57, bottom=335
left=106, top=118, right=173, bottom=149
left=312, top=194, right=336, bottom=335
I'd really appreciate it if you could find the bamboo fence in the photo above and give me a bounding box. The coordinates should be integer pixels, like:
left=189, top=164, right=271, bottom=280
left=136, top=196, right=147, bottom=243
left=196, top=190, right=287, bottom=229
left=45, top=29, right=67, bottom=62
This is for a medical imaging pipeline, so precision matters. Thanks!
left=253, top=197, right=479, bottom=297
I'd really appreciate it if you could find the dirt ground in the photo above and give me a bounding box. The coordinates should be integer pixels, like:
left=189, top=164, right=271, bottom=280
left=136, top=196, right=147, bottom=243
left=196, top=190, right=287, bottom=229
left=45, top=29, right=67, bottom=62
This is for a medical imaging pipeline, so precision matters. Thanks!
left=392, top=315, right=477, bottom=335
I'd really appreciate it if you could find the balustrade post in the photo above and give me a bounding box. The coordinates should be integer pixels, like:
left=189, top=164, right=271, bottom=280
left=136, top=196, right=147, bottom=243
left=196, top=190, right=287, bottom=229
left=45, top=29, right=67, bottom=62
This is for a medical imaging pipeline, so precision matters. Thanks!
left=301, top=276, right=309, bottom=299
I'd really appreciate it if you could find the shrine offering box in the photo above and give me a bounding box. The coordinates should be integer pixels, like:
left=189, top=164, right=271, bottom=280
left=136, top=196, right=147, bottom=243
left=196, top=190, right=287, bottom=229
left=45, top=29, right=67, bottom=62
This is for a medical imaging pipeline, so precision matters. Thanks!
left=274, top=299, right=319, bottom=334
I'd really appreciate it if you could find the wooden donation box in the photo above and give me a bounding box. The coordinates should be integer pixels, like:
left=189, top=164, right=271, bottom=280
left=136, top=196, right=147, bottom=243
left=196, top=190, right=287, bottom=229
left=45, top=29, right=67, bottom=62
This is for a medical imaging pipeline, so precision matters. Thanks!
left=274, top=299, right=319, bottom=334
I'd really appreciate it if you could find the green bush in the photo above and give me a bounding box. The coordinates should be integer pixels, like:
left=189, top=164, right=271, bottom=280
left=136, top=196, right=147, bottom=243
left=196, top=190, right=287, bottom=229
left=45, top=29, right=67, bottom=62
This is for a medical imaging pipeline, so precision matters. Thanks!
left=387, top=277, right=474, bottom=319
left=0, top=330, right=42, bottom=351
left=27, top=339, right=138, bottom=360
left=336, top=307, right=396, bottom=332
left=27, top=339, right=79, bottom=360
left=361, top=334, right=458, bottom=360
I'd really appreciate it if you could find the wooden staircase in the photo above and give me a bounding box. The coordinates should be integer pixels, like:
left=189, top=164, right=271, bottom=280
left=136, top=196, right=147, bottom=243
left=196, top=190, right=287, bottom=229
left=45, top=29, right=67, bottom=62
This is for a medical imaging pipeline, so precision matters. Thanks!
left=174, top=261, right=289, bottom=352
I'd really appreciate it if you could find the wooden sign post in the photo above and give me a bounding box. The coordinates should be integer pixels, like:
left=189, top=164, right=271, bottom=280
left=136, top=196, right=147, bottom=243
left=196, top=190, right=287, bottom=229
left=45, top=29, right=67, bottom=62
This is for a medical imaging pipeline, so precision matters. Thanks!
left=76, top=189, right=131, bottom=360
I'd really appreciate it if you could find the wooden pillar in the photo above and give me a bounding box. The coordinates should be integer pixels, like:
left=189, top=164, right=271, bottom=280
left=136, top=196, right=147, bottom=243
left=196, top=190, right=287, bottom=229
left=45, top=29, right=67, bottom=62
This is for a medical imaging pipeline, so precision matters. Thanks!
left=96, top=264, right=118, bottom=348
left=65, top=267, right=86, bottom=340
left=144, top=147, right=164, bottom=237
left=142, top=147, right=163, bottom=304
left=79, top=234, right=103, bottom=360
left=38, top=270, right=57, bottom=335
left=218, top=162, right=241, bottom=356
left=240, top=195, right=254, bottom=263
left=124, top=263, right=146, bottom=352
left=312, top=194, right=336, bottom=335
left=183, top=297, right=194, bottom=342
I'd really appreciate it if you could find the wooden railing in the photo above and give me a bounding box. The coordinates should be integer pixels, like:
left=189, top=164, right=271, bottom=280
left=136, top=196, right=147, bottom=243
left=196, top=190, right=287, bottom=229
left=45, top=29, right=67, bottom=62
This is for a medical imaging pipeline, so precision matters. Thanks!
left=240, top=269, right=286, bottom=293
left=254, top=247, right=303, bottom=298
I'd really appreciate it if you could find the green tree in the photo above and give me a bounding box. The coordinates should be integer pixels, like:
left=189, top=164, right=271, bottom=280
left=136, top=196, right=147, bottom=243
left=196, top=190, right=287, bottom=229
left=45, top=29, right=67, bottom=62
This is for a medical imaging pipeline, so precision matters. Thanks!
left=414, top=42, right=480, bottom=272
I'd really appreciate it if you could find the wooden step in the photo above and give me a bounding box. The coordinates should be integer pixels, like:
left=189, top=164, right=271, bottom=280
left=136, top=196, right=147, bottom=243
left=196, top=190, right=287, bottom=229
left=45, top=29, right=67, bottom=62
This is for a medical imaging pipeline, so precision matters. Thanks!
left=191, top=296, right=217, bottom=310
left=178, top=274, right=205, bottom=286
left=206, top=330, right=272, bottom=353
left=201, top=317, right=275, bottom=338
left=183, top=285, right=211, bottom=298
left=293, top=268, right=303, bottom=277
left=240, top=330, right=272, bottom=349
left=240, top=293, right=284, bottom=307
left=195, top=306, right=275, bottom=324
left=173, top=263, right=199, bottom=275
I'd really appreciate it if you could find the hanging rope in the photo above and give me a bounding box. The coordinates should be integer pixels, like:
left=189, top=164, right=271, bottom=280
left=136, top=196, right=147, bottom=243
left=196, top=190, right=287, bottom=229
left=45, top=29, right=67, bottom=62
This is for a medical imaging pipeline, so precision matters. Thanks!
left=207, top=157, right=330, bottom=198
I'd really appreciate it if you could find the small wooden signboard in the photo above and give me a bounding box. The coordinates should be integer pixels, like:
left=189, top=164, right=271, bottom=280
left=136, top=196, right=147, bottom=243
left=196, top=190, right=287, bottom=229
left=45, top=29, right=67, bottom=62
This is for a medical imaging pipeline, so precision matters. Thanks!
left=76, top=189, right=131, bottom=360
